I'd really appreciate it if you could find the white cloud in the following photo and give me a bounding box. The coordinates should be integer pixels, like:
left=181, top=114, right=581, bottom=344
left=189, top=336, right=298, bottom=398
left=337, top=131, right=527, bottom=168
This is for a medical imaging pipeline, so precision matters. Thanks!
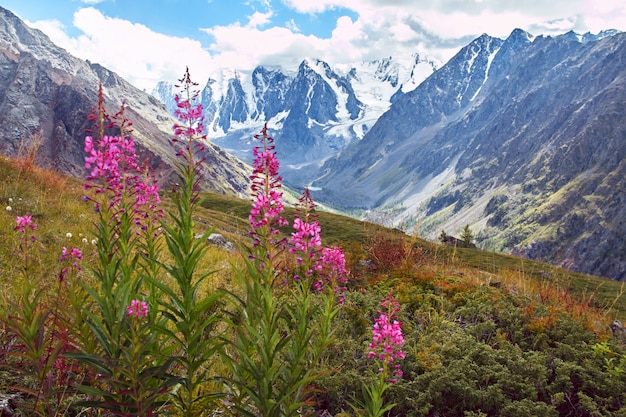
left=247, top=11, right=273, bottom=28
left=27, top=18, right=73, bottom=46
left=285, top=18, right=300, bottom=32
left=582, top=1, right=626, bottom=32
left=203, top=23, right=325, bottom=70
left=281, top=0, right=342, bottom=14
left=33, top=7, right=213, bottom=91
left=281, top=0, right=626, bottom=61
left=26, top=1, right=626, bottom=92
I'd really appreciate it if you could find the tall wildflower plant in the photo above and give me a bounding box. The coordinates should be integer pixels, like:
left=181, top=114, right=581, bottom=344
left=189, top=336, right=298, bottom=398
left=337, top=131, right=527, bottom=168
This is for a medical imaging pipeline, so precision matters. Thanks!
left=288, top=188, right=349, bottom=386
left=353, top=292, right=405, bottom=417
left=224, top=125, right=349, bottom=417
left=69, top=83, right=174, bottom=416
left=2, top=216, right=84, bottom=416
left=146, top=68, right=224, bottom=416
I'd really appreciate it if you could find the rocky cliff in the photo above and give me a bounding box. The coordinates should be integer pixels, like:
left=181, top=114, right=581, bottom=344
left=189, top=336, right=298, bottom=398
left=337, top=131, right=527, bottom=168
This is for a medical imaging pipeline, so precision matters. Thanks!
left=0, top=6, right=250, bottom=196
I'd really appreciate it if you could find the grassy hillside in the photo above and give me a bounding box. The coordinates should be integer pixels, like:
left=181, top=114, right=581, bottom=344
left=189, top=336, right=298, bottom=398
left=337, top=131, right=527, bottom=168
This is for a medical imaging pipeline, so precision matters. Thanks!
left=1, top=155, right=626, bottom=416
left=198, top=191, right=626, bottom=320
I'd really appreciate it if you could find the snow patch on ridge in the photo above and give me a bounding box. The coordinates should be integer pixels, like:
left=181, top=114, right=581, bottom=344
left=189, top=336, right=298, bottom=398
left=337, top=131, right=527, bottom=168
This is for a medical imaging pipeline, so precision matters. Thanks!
left=471, top=48, right=500, bottom=101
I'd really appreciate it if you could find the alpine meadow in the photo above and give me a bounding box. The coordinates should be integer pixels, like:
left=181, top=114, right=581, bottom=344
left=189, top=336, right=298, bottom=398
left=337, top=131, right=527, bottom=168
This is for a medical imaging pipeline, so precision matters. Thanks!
left=1, top=4, right=626, bottom=417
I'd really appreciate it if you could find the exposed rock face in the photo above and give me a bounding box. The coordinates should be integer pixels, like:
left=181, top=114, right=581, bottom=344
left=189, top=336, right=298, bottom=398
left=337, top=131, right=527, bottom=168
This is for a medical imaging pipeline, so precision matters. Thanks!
left=312, top=29, right=626, bottom=281
left=0, top=6, right=250, bottom=196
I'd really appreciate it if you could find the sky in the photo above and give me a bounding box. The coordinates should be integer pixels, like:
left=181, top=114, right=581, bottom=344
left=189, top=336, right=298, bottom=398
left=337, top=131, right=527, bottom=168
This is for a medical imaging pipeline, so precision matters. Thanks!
left=2, top=0, right=625, bottom=91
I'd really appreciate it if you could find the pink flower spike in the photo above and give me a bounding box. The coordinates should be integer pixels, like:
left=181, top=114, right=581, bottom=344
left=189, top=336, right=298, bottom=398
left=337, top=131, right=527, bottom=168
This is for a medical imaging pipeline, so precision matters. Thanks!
left=59, top=247, right=69, bottom=262
left=368, top=293, right=405, bottom=383
left=248, top=124, right=287, bottom=236
left=15, top=215, right=33, bottom=229
left=126, top=299, right=149, bottom=318
left=70, top=247, right=83, bottom=260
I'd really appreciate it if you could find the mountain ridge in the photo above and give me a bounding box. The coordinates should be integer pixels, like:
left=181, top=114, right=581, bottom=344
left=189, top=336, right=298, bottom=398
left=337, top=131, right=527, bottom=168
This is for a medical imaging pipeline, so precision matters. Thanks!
left=151, top=52, right=439, bottom=185
left=312, top=28, right=626, bottom=281
left=0, top=6, right=250, bottom=197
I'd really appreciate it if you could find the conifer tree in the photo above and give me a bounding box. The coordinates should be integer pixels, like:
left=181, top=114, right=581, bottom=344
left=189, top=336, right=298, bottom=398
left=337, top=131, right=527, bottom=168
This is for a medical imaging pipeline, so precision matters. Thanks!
left=460, top=224, right=474, bottom=247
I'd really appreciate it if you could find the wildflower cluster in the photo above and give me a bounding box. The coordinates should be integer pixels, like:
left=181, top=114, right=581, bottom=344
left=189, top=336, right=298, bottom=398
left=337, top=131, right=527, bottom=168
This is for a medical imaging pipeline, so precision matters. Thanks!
left=126, top=299, right=149, bottom=318
left=368, top=292, right=405, bottom=382
left=249, top=124, right=288, bottom=238
left=59, top=247, right=82, bottom=263
left=227, top=120, right=352, bottom=416
left=58, top=246, right=83, bottom=282
left=288, top=188, right=349, bottom=300
left=291, top=217, right=322, bottom=253
left=83, top=85, right=161, bottom=231
left=84, top=135, right=160, bottom=211
left=14, top=215, right=37, bottom=235
left=315, top=246, right=349, bottom=302
left=2, top=69, right=358, bottom=417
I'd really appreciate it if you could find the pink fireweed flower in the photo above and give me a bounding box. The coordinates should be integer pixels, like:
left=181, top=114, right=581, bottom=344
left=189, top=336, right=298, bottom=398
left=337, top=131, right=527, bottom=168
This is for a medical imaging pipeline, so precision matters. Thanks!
left=172, top=69, right=204, bottom=140
left=290, top=217, right=322, bottom=253
left=289, top=187, right=322, bottom=276
left=173, top=98, right=204, bottom=137
left=84, top=135, right=139, bottom=187
left=83, top=84, right=161, bottom=226
left=170, top=67, right=211, bottom=202
left=126, top=299, right=149, bottom=318
left=135, top=181, right=161, bottom=206
left=14, top=215, right=37, bottom=233
left=249, top=124, right=287, bottom=237
left=249, top=190, right=287, bottom=230
left=59, top=247, right=83, bottom=264
left=172, top=68, right=206, bottom=147
left=312, top=246, right=349, bottom=302
left=58, top=247, right=83, bottom=282
left=317, top=246, right=348, bottom=281
left=368, top=293, right=405, bottom=382
left=84, top=134, right=134, bottom=205
left=84, top=133, right=161, bottom=226
left=289, top=188, right=349, bottom=295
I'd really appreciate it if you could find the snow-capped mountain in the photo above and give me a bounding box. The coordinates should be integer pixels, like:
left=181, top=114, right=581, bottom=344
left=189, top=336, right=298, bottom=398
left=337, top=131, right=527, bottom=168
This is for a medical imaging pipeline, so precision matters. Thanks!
left=313, top=28, right=626, bottom=281
left=151, top=54, right=438, bottom=184
left=153, top=25, right=626, bottom=281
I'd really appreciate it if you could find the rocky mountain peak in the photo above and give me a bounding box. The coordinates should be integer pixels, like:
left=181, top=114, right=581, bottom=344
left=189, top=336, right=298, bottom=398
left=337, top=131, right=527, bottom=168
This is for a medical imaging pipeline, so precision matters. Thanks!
left=151, top=52, right=436, bottom=185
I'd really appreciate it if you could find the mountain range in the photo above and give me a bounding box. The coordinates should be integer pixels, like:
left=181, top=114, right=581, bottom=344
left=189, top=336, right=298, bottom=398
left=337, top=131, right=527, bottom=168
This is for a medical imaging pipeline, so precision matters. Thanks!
left=315, top=28, right=626, bottom=281
left=151, top=53, right=438, bottom=185
left=153, top=28, right=626, bottom=282
left=1, top=4, right=625, bottom=282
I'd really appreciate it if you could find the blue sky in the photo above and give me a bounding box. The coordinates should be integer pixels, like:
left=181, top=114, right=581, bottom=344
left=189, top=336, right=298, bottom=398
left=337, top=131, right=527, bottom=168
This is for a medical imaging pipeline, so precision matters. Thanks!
left=3, top=0, right=625, bottom=91
left=3, top=0, right=356, bottom=41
